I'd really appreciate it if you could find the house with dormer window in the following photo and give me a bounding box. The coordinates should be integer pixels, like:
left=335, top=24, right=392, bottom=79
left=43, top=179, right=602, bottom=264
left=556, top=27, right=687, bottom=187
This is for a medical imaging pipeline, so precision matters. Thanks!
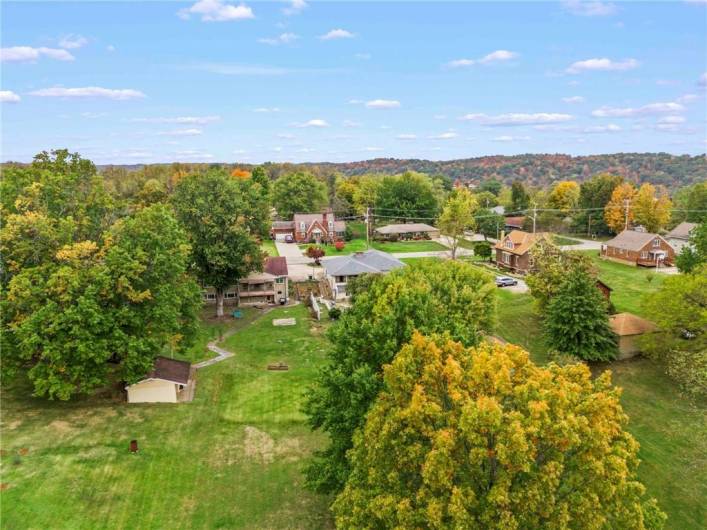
left=494, top=230, right=550, bottom=273
left=601, top=230, right=675, bottom=267
left=270, top=207, right=346, bottom=243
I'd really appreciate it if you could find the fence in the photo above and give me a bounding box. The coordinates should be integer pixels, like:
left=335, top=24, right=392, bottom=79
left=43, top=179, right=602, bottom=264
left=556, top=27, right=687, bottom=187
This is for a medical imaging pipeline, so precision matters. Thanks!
left=309, top=293, right=321, bottom=321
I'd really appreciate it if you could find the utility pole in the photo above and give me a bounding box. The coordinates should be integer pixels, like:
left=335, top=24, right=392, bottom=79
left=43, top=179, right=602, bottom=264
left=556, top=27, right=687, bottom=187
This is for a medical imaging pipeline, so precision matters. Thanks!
left=532, top=204, right=537, bottom=234
left=587, top=214, right=592, bottom=237
left=365, top=206, right=371, bottom=249
left=624, top=198, right=630, bottom=231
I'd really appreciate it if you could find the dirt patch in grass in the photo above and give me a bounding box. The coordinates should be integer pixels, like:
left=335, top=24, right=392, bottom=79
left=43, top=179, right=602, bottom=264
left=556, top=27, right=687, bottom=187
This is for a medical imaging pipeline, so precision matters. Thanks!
left=242, top=426, right=305, bottom=465
left=49, top=420, right=74, bottom=434
left=5, top=420, right=22, bottom=430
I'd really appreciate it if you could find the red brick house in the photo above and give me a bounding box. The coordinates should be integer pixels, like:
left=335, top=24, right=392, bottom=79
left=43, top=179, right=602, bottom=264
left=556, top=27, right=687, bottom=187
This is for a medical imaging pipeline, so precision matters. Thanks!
left=270, top=208, right=346, bottom=243
left=601, top=230, right=675, bottom=267
left=494, top=230, right=550, bottom=273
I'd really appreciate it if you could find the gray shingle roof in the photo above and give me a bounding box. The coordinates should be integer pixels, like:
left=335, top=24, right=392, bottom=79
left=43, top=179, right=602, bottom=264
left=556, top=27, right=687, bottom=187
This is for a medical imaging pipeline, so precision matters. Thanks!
left=374, top=223, right=438, bottom=235
left=323, top=249, right=405, bottom=277
left=605, top=230, right=662, bottom=251
left=666, top=222, right=697, bottom=240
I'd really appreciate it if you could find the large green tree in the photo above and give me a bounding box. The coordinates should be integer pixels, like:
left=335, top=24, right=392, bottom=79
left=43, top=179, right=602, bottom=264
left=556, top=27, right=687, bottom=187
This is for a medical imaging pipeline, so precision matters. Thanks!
left=675, top=222, right=706, bottom=273
left=641, top=265, right=707, bottom=399
left=375, top=171, right=439, bottom=219
left=437, top=189, right=477, bottom=259
left=333, top=334, right=664, bottom=529
left=510, top=180, right=530, bottom=211
left=474, top=208, right=504, bottom=240
left=673, top=182, right=707, bottom=224
left=544, top=269, right=618, bottom=361
left=1, top=204, right=201, bottom=400
left=172, top=171, right=263, bottom=317
left=575, top=173, right=623, bottom=235
left=272, top=171, right=327, bottom=219
left=304, top=260, right=496, bottom=494
left=239, top=166, right=272, bottom=237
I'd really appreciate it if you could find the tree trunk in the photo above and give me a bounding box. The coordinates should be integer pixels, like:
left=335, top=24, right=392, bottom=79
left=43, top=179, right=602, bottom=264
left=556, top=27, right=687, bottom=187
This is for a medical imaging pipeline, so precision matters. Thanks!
left=216, top=289, right=225, bottom=318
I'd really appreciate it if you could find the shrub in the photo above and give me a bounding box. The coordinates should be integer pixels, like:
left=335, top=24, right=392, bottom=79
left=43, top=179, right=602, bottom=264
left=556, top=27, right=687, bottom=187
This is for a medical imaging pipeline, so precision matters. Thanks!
left=335, top=240, right=345, bottom=251
left=328, top=307, right=342, bottom=320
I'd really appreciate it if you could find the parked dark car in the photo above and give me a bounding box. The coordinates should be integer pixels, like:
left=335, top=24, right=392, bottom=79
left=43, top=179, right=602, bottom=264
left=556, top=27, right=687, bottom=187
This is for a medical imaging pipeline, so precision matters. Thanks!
left=495, top=276, right=518, bottom=287
left=284, top=234, right=294, bottom=243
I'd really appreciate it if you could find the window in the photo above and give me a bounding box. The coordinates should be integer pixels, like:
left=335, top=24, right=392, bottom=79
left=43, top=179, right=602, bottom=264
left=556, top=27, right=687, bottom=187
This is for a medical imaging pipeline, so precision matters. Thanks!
left=276, top=277, right=284, bottom=284
left=505, top=240, right=514, bottom=249
left=225, top=292, right=236, bottom=299
left=328, top=221, right=334, bottom=231
left=653, top=238, right=660, bottom=247
left=336, top=275, right=347, bottom=283
left=204, top=292, right=216, bottom=300
left=640, top=251, right=648, bottom=259
left=300, top=221, right=306, bottom=231
left=503, top=252, right=511, bottom=264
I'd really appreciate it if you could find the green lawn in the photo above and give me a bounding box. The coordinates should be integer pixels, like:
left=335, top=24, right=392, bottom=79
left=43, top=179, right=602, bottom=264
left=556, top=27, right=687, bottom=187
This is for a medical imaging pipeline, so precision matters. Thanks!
left=552, top=234, right=581, bottom=246
left=260, top=239, right=279, bottom=257
left=578, top=250, right=666, bottom=317
left=399, top=256, right=443, bottom=265
left=494, top=287, right=706, bottom=529
left=1, top=304, right=333, bottom=529
left=300, top=238, right=448, bottom=256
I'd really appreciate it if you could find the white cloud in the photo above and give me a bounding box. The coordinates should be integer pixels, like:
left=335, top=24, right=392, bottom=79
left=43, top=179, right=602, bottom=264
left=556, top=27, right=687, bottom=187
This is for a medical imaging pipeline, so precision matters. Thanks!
left=296, top=119, right=329, bottom=128
left=365, top=99, right=400, bottom=109
left=319, top=29, right=355, bottom=40
left=343, top=120, right=362, bottom=128
left=131, top=115, right=220, bottom=124
left=582, top=124, right=621, bottom=133
left=429, top=132, right=458, bottom=139
left=566, top=57, right=639, bottom=74
left=158, top=128, right=203, bottom=136
left=562, top=96, right=585, bottom=104
left=493, top=135, right=530, bottom=142
left=677, top=93, right=699, bottom=104
left=0, top=90, right=21, bottom=103
left=396, top=134, right=417, bottom=140
left=445, top=49, right=518, bottom=69
left=1, top=46, right=75, bottom=63
left=658, top=115, right=686, bottom=124
left=562, top=0, right=617, bottom=16
left=363, top=146, right=383, bottom=152
left=258, top=33, right=299, bottom=45
left=174, top=150, right=214, bottom=160
left=178, top=0, right=254, bottom=22
left=591, top=101, right=685, bottom=117
left=252, top=107, right=280, bottom=113
left=459, top=112, right=574, bottom=126
left=283, top=0, right=307, bottom=16
left=58, top=34, right=88, bottom=49
left=29, top=86, right=146, bottom=100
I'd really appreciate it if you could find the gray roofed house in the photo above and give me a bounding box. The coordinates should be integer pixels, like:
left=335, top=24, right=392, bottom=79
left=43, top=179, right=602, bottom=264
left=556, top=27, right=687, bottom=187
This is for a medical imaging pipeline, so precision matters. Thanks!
left=323, top=249, right=405, bottom=299
left=601, top=230, right=676, bottom=267
left=605, top=230, right=662, bottom=251
left=666, top=222, right=697, bottom=254
left=374, top=223, right=440, bottom=240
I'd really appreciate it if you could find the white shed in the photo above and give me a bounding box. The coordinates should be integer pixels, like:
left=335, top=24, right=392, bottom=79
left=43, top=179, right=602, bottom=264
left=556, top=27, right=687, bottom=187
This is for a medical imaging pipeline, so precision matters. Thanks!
left=126, top=356, right=193, bottom=403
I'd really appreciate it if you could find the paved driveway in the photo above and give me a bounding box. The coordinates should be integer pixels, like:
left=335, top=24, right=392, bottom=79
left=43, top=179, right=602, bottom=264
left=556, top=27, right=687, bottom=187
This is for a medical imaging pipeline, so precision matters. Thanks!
left=275, top=241, right=306, bottom=261
left=274, top=241, right=324, bottom=281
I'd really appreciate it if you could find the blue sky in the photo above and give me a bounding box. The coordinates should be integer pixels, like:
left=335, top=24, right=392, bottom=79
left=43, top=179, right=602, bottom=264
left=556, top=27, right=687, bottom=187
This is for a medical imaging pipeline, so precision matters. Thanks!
left=1, top=0, right=706, bottom=164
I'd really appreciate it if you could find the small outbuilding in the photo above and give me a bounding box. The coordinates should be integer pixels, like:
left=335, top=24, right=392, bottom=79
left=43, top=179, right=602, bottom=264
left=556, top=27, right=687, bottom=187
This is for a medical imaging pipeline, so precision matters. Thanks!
left=374, top=223, right=440, bottom=240
left=609, top=312, right=656, bottom=360
left=126, top=356, right=194, bottom=403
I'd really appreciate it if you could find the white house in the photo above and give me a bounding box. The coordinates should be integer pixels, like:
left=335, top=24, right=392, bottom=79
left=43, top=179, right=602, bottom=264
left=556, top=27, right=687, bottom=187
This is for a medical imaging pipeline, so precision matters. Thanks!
left=322, top=249, right=405, bottom=299
left=126, top=356, right=193, bottom=403
left=665, top=222, right=697, bottom=255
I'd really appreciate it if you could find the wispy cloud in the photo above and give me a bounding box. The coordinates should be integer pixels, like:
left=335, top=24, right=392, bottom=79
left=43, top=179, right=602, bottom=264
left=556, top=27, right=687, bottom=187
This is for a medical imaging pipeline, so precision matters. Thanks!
left=365, top=99, right=400, bottom=109
left=396, top=133, right=417, bottom=140
left=283, top=0, right=307, bottom=16
left=343, top=120, right=362, bottom=128
left=591, top=101, right=685, bottom=117
left=258, top=33, right=299, bottom=45
left=445, top=49, right=518, bottom=69
left=493, top=135, right=531, bottom=142
left=178, top=0, right=254, bottom=22
left=0, top=90, right=21, bottom=103
left=562, top=96, right=585, bottom=104
left=58, top=34, right=88, bottom=49
left=29, top=86, right=146, bottom=100
left=429, top=132, right=458, bottom=139
left=173, top=149, right=214, bottom=160
left=1, top=46, right=74, bottom=62
left=363, top=146, right=383, bottom=152
left=699, top=72, right=707, bottom=87
left=459, top=112, right=574, bottom=126
left=158, top=128, right=203, bottom=136
left=566, top=57, right=639, bottom=74
left=319, top=28, right=355, bottom=40
left=582, top=123, right=621, bottom=133
left=562, top=1, right=617, bottom=17
left=295, top=119, right=329, bottom=128
left=131, top=115, right=220, bottom=124
left=252, top=107, right=280, bottom=113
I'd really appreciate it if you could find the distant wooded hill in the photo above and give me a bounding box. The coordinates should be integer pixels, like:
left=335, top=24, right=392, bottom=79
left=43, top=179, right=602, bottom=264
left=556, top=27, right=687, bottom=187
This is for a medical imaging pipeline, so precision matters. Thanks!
left=38, top=152, right=705, bottom=188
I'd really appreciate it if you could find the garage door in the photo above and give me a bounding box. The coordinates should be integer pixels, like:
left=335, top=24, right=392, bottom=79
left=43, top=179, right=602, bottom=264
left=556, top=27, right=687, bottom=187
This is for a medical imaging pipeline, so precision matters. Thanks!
left=275, top=233, right=290, bottom=241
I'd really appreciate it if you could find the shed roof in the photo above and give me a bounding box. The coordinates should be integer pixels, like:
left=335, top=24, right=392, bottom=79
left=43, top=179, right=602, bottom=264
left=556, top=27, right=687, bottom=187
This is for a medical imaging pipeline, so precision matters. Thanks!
left=666, top=222, right=697, bottom=240
left=605, top=230, right=663, bottom=251
left=323, top=249, right=405, bottom=277
left=264, top=256, right=288, bottom=277
left=609, top=312, right=656, bottom=336
left=145, top=356, right=192, bottom=385
left=504, top=216, right=525, bottom=228
left=375, top=223, right=438, bottom=235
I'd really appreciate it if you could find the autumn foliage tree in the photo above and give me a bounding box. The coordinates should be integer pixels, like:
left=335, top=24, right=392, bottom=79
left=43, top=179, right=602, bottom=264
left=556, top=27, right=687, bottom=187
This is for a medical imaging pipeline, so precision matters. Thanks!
left=633, top=183, right=672, bottom=233
left=305, top=245, right=325, bottom=265
left=304, top=261, right=496, bottom=494
left=333, top=333, right=664, bottom=529
left=547, top=180, right=580, bottom=213
left=604, top=183, right=637, bottom=233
